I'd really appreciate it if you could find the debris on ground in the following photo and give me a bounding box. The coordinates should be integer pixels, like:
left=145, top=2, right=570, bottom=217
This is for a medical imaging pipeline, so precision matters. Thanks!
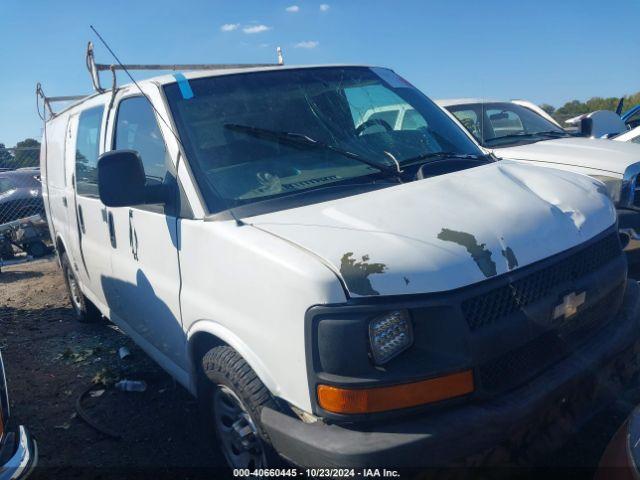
left=91, top=367, right=119, bottom=387
left=115, top=379, right=147, bottom=393
left=0, top=258, right=224, bottom=478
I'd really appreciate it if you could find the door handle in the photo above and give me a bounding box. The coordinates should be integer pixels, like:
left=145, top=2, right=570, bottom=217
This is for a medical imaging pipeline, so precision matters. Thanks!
left=77, top=205, right=86, bottom=234
left=108, top=211, right=117, bottom=248
left=62, top=197, right=68, bottom=208
left=128, top=209, right=138, bottom=260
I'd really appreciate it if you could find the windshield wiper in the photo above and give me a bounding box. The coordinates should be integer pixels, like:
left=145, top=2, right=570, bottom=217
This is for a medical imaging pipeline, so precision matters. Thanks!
left=224, top=123, right=400, bottom=177
left=485, top=131, right=568, bottom=145
left=531, top=130, right=570, bottom=138
left=400, top=151, right=488, bottom=166
left=484, top=133, right=539, bottom=144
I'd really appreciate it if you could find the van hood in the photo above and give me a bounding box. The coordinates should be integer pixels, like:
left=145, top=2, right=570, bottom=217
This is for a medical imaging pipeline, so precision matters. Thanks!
left=494, top=137, right=640, bottom=175
left=250, top=161, right=616, bottom=297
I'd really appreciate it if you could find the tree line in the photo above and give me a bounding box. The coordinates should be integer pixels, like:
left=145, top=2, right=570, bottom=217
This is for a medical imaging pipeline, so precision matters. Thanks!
left=0, top=139, right=41, bottom=169
left=540, top=91, right=640, bottom=125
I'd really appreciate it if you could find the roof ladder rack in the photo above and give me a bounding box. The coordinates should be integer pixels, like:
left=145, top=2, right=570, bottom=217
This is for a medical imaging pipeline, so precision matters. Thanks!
left=86, top=41, right=285, bottom=92
left=35, top=83, right=87, bottom=119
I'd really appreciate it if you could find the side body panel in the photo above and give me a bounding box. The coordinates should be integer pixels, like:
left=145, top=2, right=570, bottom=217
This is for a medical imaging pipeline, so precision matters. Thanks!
left=103, top=84, right=187, bottom=375
left=61, top=114, right=85, bottom=273
left=41, top=115, right=70, bottom=257
left=180, top=219, right=346, bottom=411
left=69, top=100, right=114, bottom=313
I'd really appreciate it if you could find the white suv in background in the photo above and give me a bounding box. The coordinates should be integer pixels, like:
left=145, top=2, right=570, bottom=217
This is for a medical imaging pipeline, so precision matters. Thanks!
left=438, top=98, right=640, bottom=266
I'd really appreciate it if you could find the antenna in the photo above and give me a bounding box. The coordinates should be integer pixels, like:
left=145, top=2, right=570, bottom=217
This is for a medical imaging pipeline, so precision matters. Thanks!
left=89, top=25, right=247, bottom=226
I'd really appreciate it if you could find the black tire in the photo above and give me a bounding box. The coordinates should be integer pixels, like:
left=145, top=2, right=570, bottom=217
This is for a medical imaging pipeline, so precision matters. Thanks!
left=60, top=252, right=101, bottom=323
left=202, top=346, right=282, bottom=469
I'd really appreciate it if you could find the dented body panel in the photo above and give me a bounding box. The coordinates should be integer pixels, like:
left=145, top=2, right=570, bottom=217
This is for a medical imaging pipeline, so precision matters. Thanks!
left=251, top=161, right=615, bottom=297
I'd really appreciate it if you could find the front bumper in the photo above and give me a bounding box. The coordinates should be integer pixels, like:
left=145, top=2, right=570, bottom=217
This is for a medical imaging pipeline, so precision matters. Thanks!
left=262, top=281, right=640, bottom=468
left=0, top=426, right=37, bottom=480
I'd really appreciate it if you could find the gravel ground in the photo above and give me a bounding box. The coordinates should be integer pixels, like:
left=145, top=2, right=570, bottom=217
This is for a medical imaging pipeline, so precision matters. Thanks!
left=0, top=257, right=225, bottom=479
left=1, top=257, right=640, bottom=479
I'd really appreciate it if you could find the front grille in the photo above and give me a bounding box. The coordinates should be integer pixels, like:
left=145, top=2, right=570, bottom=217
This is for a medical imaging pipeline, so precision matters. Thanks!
left=462, top=232, right=621, bottom=331
left=478, top=332, right=565, bottom=393
left=478, top=281, right=626, bottom=392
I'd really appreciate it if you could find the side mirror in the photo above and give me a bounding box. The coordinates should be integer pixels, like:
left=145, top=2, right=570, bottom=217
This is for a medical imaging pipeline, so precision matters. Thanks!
left=580, top=110, right=626, bottom=138
left=580, top=117, right=593, bottom=137
left=97, top=150, right=170, bottom=207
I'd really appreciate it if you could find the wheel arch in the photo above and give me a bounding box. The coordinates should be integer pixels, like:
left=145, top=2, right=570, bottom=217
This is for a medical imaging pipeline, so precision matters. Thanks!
left=187, top=321, right=278, bottom=399
left=55, top=234, right=67, bottom=266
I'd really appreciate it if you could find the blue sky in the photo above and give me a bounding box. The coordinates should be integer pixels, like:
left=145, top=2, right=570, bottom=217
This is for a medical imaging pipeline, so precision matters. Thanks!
left=1, top=0, right=638, bottom=146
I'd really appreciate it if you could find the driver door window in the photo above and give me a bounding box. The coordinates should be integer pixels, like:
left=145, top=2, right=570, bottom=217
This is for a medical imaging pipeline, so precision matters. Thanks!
left=113, top=96, right=170, bottom=187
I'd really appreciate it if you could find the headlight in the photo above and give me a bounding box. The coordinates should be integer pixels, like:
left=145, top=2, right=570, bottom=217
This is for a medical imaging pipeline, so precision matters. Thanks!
left=368, top=310, right=414, bottom=365
left=593, top=175, right=623, bottom=203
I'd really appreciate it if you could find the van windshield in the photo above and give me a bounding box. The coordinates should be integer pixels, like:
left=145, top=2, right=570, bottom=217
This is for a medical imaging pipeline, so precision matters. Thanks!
left=164, top=67, right=482, bottom=213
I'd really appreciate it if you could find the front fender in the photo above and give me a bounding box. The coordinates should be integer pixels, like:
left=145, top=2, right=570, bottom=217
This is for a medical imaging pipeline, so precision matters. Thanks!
left=186, top=319, right=279, bottom=397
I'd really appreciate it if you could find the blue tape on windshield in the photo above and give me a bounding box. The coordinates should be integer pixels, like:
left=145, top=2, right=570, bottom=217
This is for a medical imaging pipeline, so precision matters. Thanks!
left=173, top=73, right=194, bottom=100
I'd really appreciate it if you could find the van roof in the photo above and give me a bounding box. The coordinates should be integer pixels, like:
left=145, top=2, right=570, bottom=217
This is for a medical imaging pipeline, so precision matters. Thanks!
left=45, top=64, right=373, bottom=120
left=150, top=63, right=371, bottom=85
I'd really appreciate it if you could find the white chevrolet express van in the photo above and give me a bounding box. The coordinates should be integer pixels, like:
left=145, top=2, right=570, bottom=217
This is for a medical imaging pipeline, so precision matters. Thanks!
left=41, top=65, right=640, bottom=469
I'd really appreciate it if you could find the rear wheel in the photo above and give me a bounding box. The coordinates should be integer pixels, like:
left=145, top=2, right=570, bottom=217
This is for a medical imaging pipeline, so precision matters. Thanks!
left=202, top=346, right=281, bottom=469
left=60, top=252, right=101, bottom=323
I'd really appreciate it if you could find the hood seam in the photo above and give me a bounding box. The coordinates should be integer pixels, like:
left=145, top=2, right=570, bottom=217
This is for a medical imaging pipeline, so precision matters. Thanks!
left=250, top=224, right=352, bottom=299
left=499, top=155, right=622, bottom=176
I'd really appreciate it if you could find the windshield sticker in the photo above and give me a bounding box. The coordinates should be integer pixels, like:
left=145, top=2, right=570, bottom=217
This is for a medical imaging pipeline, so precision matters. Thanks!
left=370, top=67, right=414, bottom=89
left=173, top=73, right=194, bottom=100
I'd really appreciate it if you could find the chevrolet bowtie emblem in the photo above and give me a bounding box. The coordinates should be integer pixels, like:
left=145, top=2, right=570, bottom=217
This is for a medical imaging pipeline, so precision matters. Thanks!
left=553, top=291, right=586, bottom=320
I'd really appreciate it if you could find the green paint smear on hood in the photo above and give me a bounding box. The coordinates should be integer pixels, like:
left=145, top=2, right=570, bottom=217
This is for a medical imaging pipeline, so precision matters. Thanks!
left=339, top=252, right=386, bottom=296
left=437, top=228, right=497, bottom=278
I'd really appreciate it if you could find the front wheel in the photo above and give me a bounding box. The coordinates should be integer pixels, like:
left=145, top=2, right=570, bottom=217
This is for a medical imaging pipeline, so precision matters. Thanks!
left=202, top=346, right=281, bottom=469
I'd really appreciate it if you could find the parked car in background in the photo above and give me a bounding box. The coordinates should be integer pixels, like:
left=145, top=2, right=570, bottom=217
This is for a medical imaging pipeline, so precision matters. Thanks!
left=623, top=105, right=640, bottom=131
left=614, top=126, right=640, bottom=144
left=438, top=98, right=640, bottom=266
left=0, top=352, right=37, bottom=479
left=41, top=62, right=640, bottom=469
left=0, top=171, right=44, bottom=225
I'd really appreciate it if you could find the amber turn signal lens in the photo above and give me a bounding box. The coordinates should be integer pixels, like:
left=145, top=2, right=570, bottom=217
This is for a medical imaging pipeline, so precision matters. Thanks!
left=317, top=370, right=474, bottom=414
